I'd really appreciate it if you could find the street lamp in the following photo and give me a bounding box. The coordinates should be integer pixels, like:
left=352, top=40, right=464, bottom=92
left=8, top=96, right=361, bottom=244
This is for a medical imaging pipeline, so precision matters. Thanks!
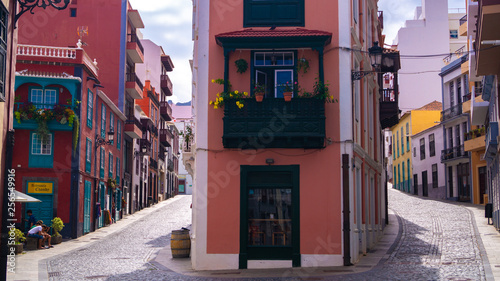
left=15, top=0, right=71, bottom=26
left=352, top=41, right=384, bottom=80
left=95, top=131, right=114, bottom=150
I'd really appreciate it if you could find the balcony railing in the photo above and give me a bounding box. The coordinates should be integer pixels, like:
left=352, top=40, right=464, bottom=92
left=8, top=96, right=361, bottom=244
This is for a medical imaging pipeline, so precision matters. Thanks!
left=149, top=158, right=158, bottom=170
left=127, top=33, right=144, bottom=54
left=441, top=104, right=464, bottom=122
left=125, top=116, right=142, bottom=127
left=160, top=128, right=173, bottom=147
left=161, top=74, right=173, bottom=96
left=459, top=14, right=467, bottom=25
left=485, top=122, right=499, bottom=160
left=14, top=103, right=77, bottom=131
left=167, top=159, right=174, bottom=172
left=160, top=101, right=172, bottom=121
left=126, top=72, right=144, bottom=91
left=158, top=146, right=166, bottom=161
left=17, top=45, right=76, bottom=59
left=223, top=98, right=325, bottom=149
left=441, top=145, right=469, bottom=162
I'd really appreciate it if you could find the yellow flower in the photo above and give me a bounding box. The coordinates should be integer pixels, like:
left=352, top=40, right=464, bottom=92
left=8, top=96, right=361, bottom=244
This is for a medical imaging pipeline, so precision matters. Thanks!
left=236, top=101, right=240, bottom=105
left=212, top=79, right=215, bottom=83
left=234, top=90, right=239, bottom=94
left=209, top=101, right=213, bottom=105
left=330, top=95, right=334, bottom=100
left=214, top=105, right=218, bottom=109
left=230, top=94, right=233, bottom=98
left=243, top=92, right=248, bottom=96
left=217, top=93, right=220, bottom=97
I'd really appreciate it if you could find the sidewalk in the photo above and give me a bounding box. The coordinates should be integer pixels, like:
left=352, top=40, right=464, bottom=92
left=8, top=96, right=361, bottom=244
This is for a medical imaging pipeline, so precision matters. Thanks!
left=461, top=202, right=500, bottom=280
left=7, top=196, right=184, bottom=281
left=151, top=210, right=401, bottom=279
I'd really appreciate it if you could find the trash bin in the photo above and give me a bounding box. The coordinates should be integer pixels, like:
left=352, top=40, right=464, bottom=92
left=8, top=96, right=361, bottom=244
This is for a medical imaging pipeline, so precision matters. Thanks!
left=171, top=229, right=191, bottom=258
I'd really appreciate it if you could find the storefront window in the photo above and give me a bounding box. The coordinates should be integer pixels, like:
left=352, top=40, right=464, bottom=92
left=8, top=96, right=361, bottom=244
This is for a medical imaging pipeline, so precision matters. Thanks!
left=248, top=188, right=292, bottom=246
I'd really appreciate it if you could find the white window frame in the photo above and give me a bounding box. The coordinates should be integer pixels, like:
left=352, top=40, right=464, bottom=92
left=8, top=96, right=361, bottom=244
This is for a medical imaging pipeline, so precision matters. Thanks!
left=31, top=133, right=52, bottom=155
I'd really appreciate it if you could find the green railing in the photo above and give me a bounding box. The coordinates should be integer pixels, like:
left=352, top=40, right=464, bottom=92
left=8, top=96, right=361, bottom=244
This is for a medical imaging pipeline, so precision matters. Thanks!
left=223, top=98, right=325, bottom=149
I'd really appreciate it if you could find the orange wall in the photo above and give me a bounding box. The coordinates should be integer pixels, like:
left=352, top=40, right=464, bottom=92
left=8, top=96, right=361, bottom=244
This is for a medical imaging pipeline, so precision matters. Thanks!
left=206, top=0, right=342, bottom=255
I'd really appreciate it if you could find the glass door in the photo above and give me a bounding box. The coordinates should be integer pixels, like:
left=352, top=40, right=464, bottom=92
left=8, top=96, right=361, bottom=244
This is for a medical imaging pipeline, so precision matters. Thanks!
left=240, top=165, right=300, bottom=269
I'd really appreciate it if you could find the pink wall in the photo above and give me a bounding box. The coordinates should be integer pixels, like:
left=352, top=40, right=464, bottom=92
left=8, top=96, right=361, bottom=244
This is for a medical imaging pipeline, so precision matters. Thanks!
left=206, top=0, right=342, bottom=255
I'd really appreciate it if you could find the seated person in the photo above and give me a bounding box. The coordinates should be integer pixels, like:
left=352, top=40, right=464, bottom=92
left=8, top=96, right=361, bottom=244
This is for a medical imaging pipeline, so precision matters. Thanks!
left=27, top=221, right=53, bottom=249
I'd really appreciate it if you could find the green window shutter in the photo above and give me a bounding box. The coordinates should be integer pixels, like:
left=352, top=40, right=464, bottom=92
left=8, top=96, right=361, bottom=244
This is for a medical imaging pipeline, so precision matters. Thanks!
left=116, top=157, right=120, bottom=185
left=100, top=183, right=105, bottom=211
left=87, top=89, right=93, bottom=128
left=117, top=121, right=121, bottom=149
left=100, top=147, right=105, bottom=178
left=101, top=104, right=106, bottom=139
left=85, top=138, right=91, bottom=173
left=109, top=153, right=113, bottom=179
left=244, top=0, right=304, bottom=27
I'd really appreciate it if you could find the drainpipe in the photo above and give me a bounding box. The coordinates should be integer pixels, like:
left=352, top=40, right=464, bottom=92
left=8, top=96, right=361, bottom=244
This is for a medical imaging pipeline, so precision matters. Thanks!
left=342, top=154, right=352, bottom=266
left=70, top=69, right=83, bottom=239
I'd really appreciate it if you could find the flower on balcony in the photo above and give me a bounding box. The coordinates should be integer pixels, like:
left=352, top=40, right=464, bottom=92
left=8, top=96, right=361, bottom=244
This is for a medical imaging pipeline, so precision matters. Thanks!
left=14, top=102, right=78, bottom=142
left=209, top=79, right=248, bottom=109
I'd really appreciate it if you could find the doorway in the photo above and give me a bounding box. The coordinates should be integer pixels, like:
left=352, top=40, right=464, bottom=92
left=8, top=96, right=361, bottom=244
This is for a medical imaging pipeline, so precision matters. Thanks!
left=479, top=166, right=487, bottom=204
left=239, top=165, right=300, bottom=269
left=422, top=171, right=428, bottom=197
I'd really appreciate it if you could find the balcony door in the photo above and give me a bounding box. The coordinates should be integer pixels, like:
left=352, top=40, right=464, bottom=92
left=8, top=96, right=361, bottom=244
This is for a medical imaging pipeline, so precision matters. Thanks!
left=252, top=51, right=295, bottom=98
left=240, top=165, right=300, bottom=269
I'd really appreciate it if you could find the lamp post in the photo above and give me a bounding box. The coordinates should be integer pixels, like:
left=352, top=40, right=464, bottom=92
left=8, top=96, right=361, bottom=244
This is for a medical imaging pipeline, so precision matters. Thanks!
left=351, top=41, right=384, bottom=80
left=95, top=131, right=115, bottom=150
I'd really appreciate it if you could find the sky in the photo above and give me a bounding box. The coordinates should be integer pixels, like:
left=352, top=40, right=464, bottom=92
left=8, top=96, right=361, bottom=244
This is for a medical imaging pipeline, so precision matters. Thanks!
left=129, top=0, right=466, bottom=103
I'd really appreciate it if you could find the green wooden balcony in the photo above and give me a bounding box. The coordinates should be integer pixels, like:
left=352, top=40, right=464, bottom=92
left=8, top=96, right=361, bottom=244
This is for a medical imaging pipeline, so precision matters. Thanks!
left=223, top=98, right=325, bottom=149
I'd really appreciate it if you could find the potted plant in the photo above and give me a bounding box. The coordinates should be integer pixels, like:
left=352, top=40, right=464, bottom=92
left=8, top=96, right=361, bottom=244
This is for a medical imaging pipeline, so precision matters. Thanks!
left=297, top=58, right=310, bottom=74
left=209, top=79, right=249, bottom=109
left=234, top=59, right=248, bottom=74
left=50, top=217, right=64, bottom=244
left=313, top=78, right=337, bottom=103
left=107, top=178, right=117, bottom=191
left=12, top=228, right=25, bottom=254
left=281, top=81, right=295, bottom=102
left=254, top=82, right=266, bottom=102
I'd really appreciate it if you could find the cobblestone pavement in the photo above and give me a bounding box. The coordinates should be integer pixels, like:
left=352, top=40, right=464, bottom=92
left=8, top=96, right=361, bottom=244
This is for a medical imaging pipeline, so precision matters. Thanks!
left=45, top=189, right=491, bottom=281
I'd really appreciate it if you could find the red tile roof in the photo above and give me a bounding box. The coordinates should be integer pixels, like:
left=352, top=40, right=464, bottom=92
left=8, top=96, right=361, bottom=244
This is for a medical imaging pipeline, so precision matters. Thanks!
left=415, top=100, right=442, bottom=111
left=216, top=28, right=332, bottom=39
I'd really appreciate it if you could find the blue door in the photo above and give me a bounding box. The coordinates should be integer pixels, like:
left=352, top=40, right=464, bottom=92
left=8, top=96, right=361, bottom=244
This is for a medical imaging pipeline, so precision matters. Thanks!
left=26, top=181, right=54, bottom=229
left=83, top=181, right=91, bottom=234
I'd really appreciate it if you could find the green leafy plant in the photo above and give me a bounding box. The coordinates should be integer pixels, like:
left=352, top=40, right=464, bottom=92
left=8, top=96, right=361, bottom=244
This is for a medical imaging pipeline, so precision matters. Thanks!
left=209, top=79, right=249, bottom=109
left=313, top=78, right=337, bottom=103
left=297, top=58, right=310, bottom=74
left=51, top=217, right=64, bottom=238
left=234, top=59, right=248, bottom=74
left=254, top=82, right=266, bottom=94
left=14, top=228, right=26, bottom=244
left=107, top=178, right=117, bottom=190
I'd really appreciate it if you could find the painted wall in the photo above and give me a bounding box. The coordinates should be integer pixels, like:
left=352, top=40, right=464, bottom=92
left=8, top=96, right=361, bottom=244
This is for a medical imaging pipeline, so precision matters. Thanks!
left=411, top=125, right=447, bottom=199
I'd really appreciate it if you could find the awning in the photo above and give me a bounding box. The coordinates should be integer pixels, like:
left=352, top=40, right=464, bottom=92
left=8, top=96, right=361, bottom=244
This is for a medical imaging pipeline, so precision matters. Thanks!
left=215, top=28, right=332, bottom=49
left=14, top=190, right=41, bottom=203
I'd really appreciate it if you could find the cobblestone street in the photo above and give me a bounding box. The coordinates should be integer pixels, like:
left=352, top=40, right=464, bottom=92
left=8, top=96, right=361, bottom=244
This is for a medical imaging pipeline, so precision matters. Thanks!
left=18, top=189, right=493, bottom=280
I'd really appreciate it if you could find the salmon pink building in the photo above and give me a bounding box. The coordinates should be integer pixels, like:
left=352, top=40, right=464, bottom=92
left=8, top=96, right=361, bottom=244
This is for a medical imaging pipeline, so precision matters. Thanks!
left=191, top=0, right=400, bottom=270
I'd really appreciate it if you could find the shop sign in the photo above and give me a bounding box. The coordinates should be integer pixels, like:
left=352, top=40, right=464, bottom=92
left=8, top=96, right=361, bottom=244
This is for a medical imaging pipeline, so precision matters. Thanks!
left=28, top=182, right=53, bottom=194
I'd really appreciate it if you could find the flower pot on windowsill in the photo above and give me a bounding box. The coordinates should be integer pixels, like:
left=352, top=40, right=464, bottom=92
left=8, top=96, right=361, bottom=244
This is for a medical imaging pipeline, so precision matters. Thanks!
left=283, top=92, right=293, bottom=102
left=255, top=92, right=264, bottom=102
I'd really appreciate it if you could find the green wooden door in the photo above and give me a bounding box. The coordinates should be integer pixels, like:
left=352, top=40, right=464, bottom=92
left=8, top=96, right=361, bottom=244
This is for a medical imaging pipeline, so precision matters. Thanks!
left=99, top=182, right=105, bottom=228
left=240, top=165, right=300, bottom=269
left=26, top=182, right=54, bottom=229
left=83, top=181, right=91, bottom=233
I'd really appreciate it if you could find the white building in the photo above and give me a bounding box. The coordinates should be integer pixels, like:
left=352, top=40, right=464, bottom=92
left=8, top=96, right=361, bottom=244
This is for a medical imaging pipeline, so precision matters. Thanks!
left=411, top=124, right=447, bottom=199
left=394, top=0, right=466, bottom=113
left=172, top=103, right=193, bottom=195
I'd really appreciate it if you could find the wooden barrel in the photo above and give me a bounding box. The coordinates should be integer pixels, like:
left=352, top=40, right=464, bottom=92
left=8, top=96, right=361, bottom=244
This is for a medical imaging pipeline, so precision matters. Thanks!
left=171, top=229, right=191, bottom=258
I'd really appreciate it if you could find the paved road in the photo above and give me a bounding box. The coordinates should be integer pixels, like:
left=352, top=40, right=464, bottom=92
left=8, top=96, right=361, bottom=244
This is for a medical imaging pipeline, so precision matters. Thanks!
left=44, top=189, right=490, bottom=280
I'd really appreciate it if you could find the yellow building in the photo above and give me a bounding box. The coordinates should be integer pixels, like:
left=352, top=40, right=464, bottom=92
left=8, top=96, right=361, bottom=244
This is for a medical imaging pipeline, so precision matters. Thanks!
left=391, top=101, right=442, bottom=192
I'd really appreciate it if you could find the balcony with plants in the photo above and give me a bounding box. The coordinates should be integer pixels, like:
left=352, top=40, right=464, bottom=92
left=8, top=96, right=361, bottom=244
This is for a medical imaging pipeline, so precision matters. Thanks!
left=441, top=145, right=469, bottom=162
left=210, top=78, right=332, bottom=149
left=464, top=127, right=486, bottom=152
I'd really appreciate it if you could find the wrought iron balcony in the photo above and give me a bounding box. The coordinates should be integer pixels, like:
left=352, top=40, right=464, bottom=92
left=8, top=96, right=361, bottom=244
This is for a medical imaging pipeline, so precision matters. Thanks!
left=160, top=101, right=172, bottom=121
left=149, top=158, right=158, bottom=170
left=160, top=128, right=173, bottom=147
left=223, top=98, right=325, bottom=149
left=441, top=145, right=469, bottom=162
left=161, top=74, right=173, bottom=96
left=125, top=72, right=143, bottom=99
left=158, top=146, right=166, bottom=161
left=441, top=104, right=464, bottom=122
left=167, top=159, right=174, bottom=172
left=485, top=122, right=499, bottom=161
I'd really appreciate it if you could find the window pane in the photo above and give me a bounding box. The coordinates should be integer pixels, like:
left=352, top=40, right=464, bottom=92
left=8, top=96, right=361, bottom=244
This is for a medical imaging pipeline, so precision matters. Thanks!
left=31, top=89, right=43, bottom=107
left=44, top=89, right=57, bottom=108
left=275, top=70, right=293, bottom=98
left=248, top=188, right=292, bottom=246
left=284, top=53, right=293, bottom=66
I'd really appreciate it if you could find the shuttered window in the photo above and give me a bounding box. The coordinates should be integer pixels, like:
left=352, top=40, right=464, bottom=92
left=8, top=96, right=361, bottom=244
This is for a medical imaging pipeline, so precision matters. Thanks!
left=244, top=0, right=304, bottom=27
